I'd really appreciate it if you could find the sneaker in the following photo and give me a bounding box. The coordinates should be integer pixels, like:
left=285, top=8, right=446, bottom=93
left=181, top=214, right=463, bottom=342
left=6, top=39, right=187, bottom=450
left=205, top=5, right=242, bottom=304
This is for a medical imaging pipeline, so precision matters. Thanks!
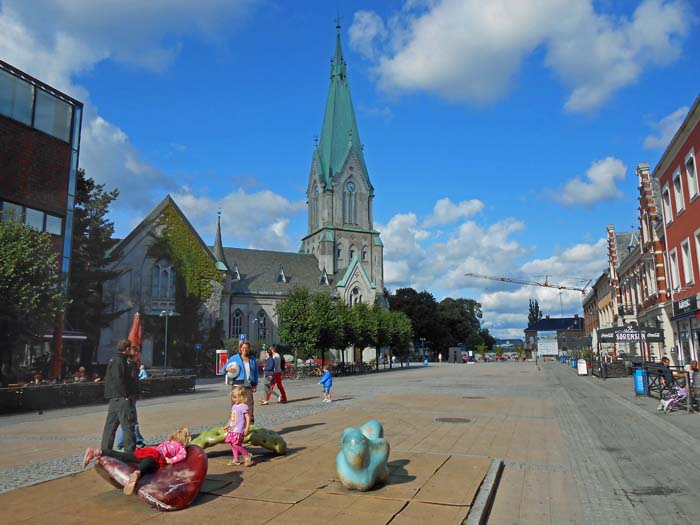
left=136, top=441, right=146, bottom=448
left=325, top=399, right=331, bottom=403
left=277, top=394, right=282, bottom=403
left=244, top=455, right=254, bottom=467
left=227, top=460, right=242, bottom=466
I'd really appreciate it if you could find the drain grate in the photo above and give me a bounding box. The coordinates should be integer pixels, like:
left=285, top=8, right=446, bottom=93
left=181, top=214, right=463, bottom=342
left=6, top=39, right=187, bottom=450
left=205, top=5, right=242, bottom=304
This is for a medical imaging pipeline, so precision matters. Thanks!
left=434, top=417, right=472, bottom=424
left=462, top=396, right=485, bottom=399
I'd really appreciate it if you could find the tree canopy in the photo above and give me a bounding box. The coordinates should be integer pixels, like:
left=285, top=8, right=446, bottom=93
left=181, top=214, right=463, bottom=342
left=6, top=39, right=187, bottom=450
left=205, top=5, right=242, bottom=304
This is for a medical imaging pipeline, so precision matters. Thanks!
left=66, top=169, right=120, bottom=356
left=528, top=299, right=543, bottom=327
left=0, top=220, right=66, bottom=368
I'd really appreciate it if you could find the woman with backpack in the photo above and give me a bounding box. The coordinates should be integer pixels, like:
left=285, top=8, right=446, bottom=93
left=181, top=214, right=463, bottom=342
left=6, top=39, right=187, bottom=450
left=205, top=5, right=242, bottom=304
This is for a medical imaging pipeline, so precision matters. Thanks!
left=270, top=345, right=287, bottom=403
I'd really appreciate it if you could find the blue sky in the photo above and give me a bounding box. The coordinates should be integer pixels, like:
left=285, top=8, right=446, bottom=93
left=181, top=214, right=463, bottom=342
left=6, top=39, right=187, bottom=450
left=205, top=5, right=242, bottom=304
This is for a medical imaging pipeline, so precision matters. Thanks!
left=2, top=0, right=699, bottom=338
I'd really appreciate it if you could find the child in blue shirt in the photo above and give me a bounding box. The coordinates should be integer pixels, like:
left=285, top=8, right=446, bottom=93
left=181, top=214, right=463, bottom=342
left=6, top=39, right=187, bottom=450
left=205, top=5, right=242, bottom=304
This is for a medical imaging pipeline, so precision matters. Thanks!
left=319, top=364, right=332, bottom=403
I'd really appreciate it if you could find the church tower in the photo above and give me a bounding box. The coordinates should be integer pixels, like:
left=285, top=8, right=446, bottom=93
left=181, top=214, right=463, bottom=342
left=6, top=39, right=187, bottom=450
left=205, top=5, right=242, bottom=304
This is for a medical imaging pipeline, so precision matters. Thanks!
left=301, top=24, right=385, bottom=306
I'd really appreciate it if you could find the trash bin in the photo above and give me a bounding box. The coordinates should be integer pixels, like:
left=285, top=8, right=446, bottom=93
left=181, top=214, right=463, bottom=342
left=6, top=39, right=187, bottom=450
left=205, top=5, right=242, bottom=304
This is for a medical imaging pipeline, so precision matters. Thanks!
left=423, top=358, right=429, bottom=366
left=634, top=368, right=649, bottom=395
left=571, top=359, right=577, bottom=369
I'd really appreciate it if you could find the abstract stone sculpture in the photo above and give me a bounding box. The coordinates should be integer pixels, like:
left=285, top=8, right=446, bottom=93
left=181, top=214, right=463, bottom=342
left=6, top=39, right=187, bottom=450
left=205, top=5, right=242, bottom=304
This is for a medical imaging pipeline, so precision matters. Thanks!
left=192, top=425, right=287, bottom=455
left=94, top=445, right=207, bottom=511
left=336, top=420, right=390, bottom=491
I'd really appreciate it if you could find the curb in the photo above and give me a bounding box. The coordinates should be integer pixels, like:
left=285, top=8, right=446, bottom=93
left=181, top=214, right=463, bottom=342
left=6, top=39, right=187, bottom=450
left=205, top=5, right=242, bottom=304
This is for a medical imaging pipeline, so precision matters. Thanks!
left=464, top=457, right=504, bottom=525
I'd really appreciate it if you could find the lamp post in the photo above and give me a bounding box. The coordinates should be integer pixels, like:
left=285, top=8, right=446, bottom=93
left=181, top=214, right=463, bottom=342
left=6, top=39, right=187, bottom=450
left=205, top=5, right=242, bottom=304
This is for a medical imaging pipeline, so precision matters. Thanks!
left=420, top=337, right=426, bottom=360
left=160, top=310, right=179, bottom=369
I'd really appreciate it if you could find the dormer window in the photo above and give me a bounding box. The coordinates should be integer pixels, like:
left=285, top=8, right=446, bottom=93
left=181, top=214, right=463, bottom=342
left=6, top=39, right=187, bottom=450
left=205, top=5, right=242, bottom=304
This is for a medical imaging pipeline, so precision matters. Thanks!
left=277, top=265, right=287, bottom=283
left=343, top=179, right=358, bottom=225
left=320, top=268, right=329, bottom=285
left=232, top=263, right=241, bottom=281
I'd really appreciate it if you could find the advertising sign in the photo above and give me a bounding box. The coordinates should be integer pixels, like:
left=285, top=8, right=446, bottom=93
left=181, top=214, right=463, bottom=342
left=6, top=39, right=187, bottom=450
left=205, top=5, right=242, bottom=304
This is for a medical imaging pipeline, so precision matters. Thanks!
left=577, top=359, right=588, bottom=376
left=597, top=326, right=664, bottom=343
left=537, top=331, right=559, bottom=356
left=215, top=349, right=228, bottom=375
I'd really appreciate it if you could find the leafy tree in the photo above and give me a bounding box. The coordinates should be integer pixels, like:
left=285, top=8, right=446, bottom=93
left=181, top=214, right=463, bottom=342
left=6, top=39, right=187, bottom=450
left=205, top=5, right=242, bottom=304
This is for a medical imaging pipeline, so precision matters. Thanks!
left=514, top=344, right=524, bottom=360
left=494, top=346, right=504, bottom=359
left=0, top=220, right=66, bottom=369
left=385, top=310, right=413, bottom=366
left=310, top=291, right=343, bottom=363
left=438, top=297, right=483, bottom=349
left=67, top=169, right=120, bottom=361
left=475, top=342, right=487, bottom=361
left=275, top=286, right=316, bottom=362
left=389, top=288, right=442, bottom=351
left=349, top=302, right=378, bottom=363
left=528, top=299, right=543, bottom=327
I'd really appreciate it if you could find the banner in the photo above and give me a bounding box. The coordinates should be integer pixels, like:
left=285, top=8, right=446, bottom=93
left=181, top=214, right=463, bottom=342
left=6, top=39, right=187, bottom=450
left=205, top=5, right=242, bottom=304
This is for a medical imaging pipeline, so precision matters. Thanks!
left=596, top=325, right=664, bottom=343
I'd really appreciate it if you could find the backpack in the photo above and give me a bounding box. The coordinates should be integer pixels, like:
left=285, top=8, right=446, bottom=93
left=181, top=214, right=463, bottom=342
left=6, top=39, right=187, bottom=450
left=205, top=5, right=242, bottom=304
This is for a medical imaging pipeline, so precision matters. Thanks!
left=279, top=353, right=286, bottom=370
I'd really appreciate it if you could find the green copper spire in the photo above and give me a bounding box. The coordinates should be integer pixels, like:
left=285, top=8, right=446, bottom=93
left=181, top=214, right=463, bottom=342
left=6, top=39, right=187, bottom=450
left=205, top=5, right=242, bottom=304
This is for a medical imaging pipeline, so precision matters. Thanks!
left=317, top=25, right=371, bottom=191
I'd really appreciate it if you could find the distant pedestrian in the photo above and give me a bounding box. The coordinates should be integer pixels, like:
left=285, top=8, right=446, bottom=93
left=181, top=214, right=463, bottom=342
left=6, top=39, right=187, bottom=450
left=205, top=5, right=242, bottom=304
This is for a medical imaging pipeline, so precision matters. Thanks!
left=438, top=352, right=443, bottom=364
left=220, top=340, right=258, bottom=424
left=101, top=339, right=137, bottom=453
left=260, top=348, right=275, bottom=405
left=319, top=364, right=332, bottom=403
left=271, top=345, right=288, bottom=403
left=224, top=386, right=253, bottom=466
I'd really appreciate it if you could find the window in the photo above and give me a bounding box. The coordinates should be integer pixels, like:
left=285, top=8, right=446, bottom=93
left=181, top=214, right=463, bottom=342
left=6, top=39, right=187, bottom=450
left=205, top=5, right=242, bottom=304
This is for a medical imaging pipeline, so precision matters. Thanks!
left=336, top=244, right=342, bottom=259
left=682, top=239, right=694, bottom=286
left=1, top=201, right=22, bottom=222
left=311, top=185, right=320, bottom=229
left=24, top=207, right=44, bottom=230
left=151, top=261, right=175, bottom=299
left=0, top=201, right=62, bottom=235
left=45, top=214, right=62, bottom=235
left=686, top=151, right=698, bottom=200
left=257, top=310, right=267, bottom=340
left=0, top=69, right=33, bottom=125
left=349, top=245, right=356, bottom=260
left=34, top=89, right=72, bottom=142
left=695, top=229, right=700, bottom=285
left=343, top=180, right=358, bottom=225
left=669, top=249, right=680, bottom=290
left=673, top=169, right=685, bottom=214
left=351, top=287, right=362, bottom=304
left=662, top=184, right=672, bottom=223
left=231, top=309, right=243, bottom=339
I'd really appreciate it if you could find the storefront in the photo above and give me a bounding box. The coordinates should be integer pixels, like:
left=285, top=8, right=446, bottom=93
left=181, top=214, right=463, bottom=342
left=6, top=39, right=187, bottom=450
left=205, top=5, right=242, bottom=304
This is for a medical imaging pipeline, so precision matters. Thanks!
left=672, top=295, right=700, bottom=364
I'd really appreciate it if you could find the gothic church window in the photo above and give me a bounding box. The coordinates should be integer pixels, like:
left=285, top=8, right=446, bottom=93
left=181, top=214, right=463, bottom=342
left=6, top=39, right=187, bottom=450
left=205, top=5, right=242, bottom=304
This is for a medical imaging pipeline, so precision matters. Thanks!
left=231, top=309, right=243, bottom=338
left=257, top=309, right=267, bottom=341
left=351, top=286, right=362, bottom=304
left=343, top=180, right=358, bottom=225
left=362, top=248, right=367, bottom=261
left=151, top=260, right=175, bottom=299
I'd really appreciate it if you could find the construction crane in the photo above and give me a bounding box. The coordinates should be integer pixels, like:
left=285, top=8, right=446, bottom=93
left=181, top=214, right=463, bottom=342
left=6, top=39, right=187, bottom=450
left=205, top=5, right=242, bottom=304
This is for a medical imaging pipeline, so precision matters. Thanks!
left=464, top=273, right=591, bottom=295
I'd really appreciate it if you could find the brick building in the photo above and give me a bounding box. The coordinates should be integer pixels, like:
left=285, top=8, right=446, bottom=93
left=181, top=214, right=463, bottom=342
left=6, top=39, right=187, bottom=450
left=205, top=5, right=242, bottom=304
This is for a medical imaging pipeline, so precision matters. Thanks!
left=0, top=60, right=83, bottom=375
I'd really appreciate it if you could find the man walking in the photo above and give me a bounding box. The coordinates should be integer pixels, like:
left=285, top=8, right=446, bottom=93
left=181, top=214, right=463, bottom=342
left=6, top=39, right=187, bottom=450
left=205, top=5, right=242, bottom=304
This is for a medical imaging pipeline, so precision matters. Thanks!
left=271, top=345, right=287, bottom=403
left=100, top=338, right=138, bottom=453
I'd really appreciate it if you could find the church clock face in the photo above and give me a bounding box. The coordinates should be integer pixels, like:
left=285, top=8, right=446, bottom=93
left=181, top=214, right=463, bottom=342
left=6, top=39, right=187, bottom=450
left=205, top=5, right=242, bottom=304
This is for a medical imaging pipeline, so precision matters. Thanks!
left=346, top=181, right=356, bottom=192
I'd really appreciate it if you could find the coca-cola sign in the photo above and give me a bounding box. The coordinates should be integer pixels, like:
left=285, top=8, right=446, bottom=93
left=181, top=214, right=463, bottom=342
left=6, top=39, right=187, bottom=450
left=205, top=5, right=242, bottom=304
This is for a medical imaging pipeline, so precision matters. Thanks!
left=596, top=325, right=664, bottom=343
left=673, top=295, right=697, bottom=316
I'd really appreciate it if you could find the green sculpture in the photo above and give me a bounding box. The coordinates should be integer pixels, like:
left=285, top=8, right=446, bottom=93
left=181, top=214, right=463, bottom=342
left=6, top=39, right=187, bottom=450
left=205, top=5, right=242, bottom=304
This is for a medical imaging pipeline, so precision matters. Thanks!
left=192, top=425, right=287, bottom=455
left=336, top=420, right=390, bottom=491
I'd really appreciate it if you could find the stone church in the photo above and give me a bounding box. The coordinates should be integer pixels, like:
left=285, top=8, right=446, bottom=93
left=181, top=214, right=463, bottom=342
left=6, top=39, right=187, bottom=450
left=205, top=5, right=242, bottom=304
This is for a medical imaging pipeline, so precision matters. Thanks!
left=97, top=28, right=385, bottom=366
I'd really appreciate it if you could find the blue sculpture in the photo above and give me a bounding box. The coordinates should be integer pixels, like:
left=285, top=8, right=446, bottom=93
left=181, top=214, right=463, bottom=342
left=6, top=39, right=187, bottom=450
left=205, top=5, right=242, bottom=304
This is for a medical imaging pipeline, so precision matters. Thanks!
left=336, top=420, right=390, bottom=491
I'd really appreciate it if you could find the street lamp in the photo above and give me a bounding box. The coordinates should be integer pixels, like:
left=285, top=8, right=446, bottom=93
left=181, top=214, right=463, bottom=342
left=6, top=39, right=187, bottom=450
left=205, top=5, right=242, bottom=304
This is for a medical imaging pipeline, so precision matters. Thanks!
left=160, top=310, right=179, bottom=369
left=420, top=337, right=426, bottom=359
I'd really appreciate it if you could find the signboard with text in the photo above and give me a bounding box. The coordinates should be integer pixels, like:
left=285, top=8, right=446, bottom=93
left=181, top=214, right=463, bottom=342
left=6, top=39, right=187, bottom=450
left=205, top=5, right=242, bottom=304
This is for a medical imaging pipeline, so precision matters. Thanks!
left=537, top=331, right=559, bottom=356
left=597, top=325, right=664, bottom=343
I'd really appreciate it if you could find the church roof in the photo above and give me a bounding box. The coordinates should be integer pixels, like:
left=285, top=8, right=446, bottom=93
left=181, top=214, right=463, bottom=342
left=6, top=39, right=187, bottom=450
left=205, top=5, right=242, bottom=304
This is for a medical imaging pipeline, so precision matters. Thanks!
left=336, top=254, right=376, bottom=289
left=317, top=28, right=372, bottom=192
left=221, top=247, right=330, bottom=295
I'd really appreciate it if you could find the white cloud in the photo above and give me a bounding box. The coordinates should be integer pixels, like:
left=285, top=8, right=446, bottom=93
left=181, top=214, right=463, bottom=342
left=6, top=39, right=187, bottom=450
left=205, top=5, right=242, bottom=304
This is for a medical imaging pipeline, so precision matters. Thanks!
left=349, top=0, right=692, bottom=112
left=644, top=106, right=689, bottom=149
left=423, top=197, right=483, bottom=227
left=171, top=189, right=306, bottom=251
left=554, top=157, right=626, bottom=206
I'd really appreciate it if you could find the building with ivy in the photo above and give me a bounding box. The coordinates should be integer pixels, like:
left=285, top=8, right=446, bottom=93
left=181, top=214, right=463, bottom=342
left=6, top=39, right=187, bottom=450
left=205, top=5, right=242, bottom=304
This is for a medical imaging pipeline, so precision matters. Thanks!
left=97, top=27, right=385, bottom=367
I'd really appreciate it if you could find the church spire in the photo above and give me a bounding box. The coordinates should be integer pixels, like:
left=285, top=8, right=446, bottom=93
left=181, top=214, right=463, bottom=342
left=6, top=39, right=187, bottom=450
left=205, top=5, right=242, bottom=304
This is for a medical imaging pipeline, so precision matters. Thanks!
left=317, top=24, right=371, bottom=191
left=213, top=211, right=229, bottom=271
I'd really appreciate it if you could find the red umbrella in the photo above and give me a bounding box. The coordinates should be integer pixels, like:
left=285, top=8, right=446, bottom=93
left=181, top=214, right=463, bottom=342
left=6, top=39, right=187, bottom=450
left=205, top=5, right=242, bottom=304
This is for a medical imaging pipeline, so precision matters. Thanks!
left=128, top=312, right=142, bottom=349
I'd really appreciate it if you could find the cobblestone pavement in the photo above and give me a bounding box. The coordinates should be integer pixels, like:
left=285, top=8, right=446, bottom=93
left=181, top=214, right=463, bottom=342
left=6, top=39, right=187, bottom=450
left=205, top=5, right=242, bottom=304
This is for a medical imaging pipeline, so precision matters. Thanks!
left=2, top=362, right=700, bottom=523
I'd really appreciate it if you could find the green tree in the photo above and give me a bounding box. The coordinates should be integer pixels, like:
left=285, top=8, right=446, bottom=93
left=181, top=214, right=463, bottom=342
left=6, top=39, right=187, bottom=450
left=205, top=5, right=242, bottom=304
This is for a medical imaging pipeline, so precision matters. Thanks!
left=389, top=288, right=442, bottom=352
left=528, top=299, right=543, bottom=327
left=438, top=297, right=483, bottom=349
left=514, top=344, right=524, bottom=360
left=475, top=342, right=487, bottom=361
left=67, top=169, right=120, bottom=360
left=310, top=291, right=343, bottom=364
left=275, top=286, right=316, bottom=362
left=349, top=302, right=378, bottom=363
left=0, top=220, right=66, bottom=368
left=386, top=310, right=413, bottom=366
